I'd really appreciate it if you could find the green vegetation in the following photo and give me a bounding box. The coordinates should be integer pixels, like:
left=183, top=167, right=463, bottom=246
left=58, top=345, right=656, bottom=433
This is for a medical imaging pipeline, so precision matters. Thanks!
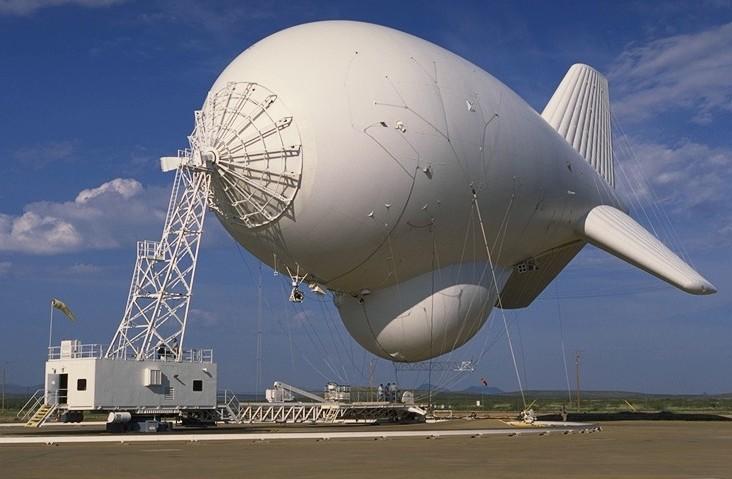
left=2, top=389, right=731, bottom=423
left=417, top=390, right=732, bottom=415
left=347, top=386, right=732, bottom=414
left=0, top=394, right=28, bottom=423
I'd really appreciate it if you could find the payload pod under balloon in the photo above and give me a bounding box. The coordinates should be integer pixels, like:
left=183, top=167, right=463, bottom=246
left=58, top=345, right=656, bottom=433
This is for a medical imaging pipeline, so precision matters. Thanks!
left=167, top=21, right=715, bottom=362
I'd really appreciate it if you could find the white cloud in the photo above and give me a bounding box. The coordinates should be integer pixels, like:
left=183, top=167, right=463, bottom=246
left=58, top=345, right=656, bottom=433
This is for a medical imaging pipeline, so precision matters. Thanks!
left=75, top=178, right=142, bottom=204
left=613, top=139, right=732, bottom=251
left=610, top=22, right=732, bottom=122
left=0, top=178, right=167, bottom=254
left=13, top=140, right=76, bottom=168
left=615, top=139, right=732, bottom=213
left=0, top=0, right=125, bottom=15
left=607, top=22, right=732, bottom=253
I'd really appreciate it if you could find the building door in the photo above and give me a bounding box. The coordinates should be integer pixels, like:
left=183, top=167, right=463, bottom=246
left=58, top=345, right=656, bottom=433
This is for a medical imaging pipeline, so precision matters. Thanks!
left=58, top=374, right=68, bottom=405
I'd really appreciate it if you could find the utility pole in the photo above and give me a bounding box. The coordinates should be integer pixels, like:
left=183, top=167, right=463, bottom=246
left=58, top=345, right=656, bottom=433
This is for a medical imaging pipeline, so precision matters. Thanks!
left=1, top=364, right=5, bottom=412
left=575, top=351, right=581, bottom=411
left=367, top=359, right=375, bottom=402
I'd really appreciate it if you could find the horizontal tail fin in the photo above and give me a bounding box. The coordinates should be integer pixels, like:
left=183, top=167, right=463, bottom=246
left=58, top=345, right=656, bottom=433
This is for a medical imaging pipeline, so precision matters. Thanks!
left=543, top=64, right=614, bottom=187
left=580, top=205, right=716, bottom=295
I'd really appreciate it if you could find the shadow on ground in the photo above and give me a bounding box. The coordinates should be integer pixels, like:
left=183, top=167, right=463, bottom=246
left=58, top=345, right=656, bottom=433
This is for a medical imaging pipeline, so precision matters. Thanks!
left=538, top=411, right=732, bottom=421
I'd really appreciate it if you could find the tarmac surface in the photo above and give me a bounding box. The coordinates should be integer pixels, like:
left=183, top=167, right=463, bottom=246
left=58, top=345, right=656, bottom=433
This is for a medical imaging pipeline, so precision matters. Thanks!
left=1, top=419, right=730, bottom=478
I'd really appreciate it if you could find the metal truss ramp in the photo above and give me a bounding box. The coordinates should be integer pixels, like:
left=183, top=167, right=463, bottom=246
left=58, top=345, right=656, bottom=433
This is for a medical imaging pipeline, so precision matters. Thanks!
left=217, top=397, right=426, bottom=424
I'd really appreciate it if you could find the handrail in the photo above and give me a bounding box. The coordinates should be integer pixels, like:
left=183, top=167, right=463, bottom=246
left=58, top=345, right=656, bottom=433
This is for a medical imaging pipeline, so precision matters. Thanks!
left=217, top=390, right=241, bottom=409
left=216, top=390, right=242, bottom=422
left=48, top=343, right=105, bottom=360
left=150, top=348, right=213, bottom=363
left=16, top=389, right=44, bottom=421
left=48, top=343, right=213, bottom=363
left=180, top=348, right=213, bottom=363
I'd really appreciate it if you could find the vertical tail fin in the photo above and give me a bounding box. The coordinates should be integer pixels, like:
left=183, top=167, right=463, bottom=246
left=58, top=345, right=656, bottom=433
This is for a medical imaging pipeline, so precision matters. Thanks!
left=542, top=64, right=614, bottom=187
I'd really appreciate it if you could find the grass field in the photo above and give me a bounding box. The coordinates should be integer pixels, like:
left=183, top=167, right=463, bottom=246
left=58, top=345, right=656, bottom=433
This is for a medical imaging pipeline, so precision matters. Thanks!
left=425, top=389, right=732, bottom=415
left=3, top=389, right=732, bottom=424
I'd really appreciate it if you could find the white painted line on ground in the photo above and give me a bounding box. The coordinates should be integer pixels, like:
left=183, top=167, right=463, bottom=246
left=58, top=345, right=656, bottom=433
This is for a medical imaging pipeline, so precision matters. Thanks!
left=0, top=426, right=599, bottom=445
left=0, top=421, right=106, bottom=428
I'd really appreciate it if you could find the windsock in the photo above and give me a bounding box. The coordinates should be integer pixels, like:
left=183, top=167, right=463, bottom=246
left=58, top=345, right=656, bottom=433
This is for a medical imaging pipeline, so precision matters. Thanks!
left=51, top=298, right=76, bottom=321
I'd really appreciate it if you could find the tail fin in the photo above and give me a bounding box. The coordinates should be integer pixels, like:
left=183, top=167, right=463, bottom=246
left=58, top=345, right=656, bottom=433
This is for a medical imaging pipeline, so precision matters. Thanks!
left=542, top=64, right=614, bottom=187
left=581, top=205, right=716, bottom=295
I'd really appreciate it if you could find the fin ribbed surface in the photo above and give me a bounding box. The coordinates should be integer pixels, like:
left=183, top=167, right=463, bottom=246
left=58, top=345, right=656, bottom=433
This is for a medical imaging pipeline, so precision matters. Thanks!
left=542, top=64, right=614, bottom=187
left=581, top=205, right=716, bottom=295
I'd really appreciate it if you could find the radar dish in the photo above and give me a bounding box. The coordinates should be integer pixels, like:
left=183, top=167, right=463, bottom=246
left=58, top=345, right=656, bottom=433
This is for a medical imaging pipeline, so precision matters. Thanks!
left=189, top=82, right=303, bottom=229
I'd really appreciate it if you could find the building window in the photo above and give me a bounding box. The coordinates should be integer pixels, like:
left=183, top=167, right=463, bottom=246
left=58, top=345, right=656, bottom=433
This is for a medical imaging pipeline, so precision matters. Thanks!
left=77, top=378, right=87, bottom=391
left=193, top=380, right=203, bottom=392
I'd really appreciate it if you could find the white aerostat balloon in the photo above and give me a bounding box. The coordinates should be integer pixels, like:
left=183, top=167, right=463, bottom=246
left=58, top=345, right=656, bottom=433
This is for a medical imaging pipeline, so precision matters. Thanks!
left=186, top=21, right=715, bottom=362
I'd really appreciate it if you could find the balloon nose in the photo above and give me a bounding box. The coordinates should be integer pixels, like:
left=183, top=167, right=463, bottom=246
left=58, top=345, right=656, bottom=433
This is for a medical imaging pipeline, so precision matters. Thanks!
left=189, top=81, right=303, bottom=229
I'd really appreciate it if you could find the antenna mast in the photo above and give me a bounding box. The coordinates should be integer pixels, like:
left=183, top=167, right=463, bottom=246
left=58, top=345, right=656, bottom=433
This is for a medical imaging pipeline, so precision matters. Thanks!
left=106, top=161, right=211, bottom=361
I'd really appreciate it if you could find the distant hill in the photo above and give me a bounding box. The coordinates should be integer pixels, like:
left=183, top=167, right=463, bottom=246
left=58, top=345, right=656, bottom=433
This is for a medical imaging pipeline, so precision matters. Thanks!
left=410, top=387, right=732, bottom=398
left=413, top=384, right=503, bottom=395
left=2, top=383, right=43, bottom=396
left=460, top=389, right=732, bottom=399
left=460, top=385, right=503, bottom=395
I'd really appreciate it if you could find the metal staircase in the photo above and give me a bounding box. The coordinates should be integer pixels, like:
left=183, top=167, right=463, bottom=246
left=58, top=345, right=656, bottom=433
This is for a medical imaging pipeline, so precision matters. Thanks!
left=18, top=389, right=59, bottom=427
left=217, top=390, right=242, bottom=423
left=25, top=403, right=57, bottom=428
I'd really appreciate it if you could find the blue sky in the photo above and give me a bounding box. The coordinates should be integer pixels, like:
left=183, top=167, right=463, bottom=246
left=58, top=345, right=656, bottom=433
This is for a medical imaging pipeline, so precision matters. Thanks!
left=1, top=0, right=731, bottom=395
